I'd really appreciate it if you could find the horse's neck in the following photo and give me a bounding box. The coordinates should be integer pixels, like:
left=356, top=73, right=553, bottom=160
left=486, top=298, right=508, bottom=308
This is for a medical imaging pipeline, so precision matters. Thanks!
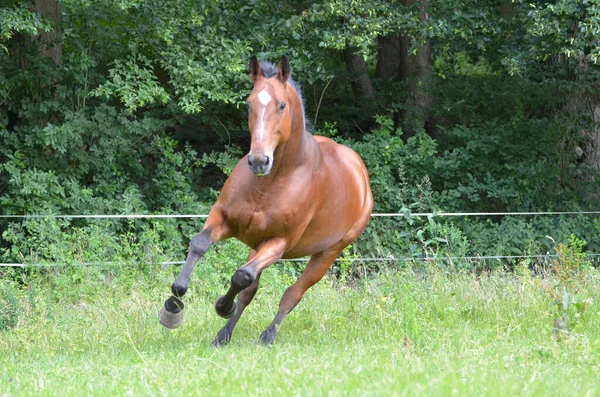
left=276, top=122, right=319, bottom=174
left=271, top=90, right=318, bottom=171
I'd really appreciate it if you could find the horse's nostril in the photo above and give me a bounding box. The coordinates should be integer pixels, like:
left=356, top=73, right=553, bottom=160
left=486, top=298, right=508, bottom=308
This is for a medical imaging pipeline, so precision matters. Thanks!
left=264, top=156, right=270, bottom=166
left=248, top=156, right=255, bottom=167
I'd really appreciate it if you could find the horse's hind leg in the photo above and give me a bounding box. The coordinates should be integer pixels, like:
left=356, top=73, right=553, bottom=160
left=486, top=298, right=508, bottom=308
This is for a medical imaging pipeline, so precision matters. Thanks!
left=258, top=250, right=339, bottom=345
left=159, top=207, right=230, bottom=329
left=258, top=203, right=372, bottom=345
left=212, top=250, right=262, bottom=346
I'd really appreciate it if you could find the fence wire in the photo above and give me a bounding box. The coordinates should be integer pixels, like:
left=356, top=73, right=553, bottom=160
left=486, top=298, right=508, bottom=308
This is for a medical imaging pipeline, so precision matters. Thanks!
left=1, top=211, right=600, bottom=268
left=1, top=211, right=600, bottom=219
left=3, top=254, right=600, bottom=269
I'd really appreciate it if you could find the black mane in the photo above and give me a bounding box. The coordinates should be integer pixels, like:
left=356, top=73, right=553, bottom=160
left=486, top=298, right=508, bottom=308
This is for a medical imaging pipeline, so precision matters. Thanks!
left=259, top=61, right=312, bottom=133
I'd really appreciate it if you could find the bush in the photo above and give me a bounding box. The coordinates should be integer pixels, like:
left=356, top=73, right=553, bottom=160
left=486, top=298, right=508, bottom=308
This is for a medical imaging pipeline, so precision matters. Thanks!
left=328, top=116, right=600, bottom=273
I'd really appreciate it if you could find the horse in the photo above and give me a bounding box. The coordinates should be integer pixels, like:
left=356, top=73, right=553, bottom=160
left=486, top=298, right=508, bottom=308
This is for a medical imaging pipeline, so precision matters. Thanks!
left=159, top=56, right=373, bottom=346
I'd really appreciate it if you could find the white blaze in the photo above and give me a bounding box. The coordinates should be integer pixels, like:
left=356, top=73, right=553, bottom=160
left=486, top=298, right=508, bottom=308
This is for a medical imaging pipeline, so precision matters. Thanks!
left=256, top=89, right=272, bottom=139
left=258, top=89, right=272, bottom=106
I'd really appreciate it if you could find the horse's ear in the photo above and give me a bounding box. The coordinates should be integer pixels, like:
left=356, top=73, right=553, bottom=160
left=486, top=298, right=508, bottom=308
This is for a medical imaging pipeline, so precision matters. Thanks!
left=278, top=56, right=290, bottom=83
left=249, top=56, right=261, bottom=82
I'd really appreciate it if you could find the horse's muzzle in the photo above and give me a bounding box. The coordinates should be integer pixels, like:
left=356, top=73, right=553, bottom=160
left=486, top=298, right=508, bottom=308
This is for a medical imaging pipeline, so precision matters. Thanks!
left=248, top=153, right=272, bottom=176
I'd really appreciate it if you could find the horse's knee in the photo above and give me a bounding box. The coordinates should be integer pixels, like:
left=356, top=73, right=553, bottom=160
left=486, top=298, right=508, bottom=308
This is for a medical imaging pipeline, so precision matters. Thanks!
left=232, top=267, right=255, bottom=290
left=239, top=272, right=261, bottom=298
left=189, top=231, right=211, bottom=257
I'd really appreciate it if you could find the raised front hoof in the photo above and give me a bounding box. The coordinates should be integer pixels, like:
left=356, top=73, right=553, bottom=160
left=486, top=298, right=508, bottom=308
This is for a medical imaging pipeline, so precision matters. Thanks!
left=259, top=327, right=277, bottom=345
left=214, top=296, right=237, bottom=319
left=211, top=327, right=232, bottom=347
left=159, top=304, right=185, bottom=329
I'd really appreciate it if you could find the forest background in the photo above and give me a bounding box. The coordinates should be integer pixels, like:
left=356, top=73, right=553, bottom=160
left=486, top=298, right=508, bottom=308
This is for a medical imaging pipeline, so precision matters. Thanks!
left=1, top=0, right=600, bottom=270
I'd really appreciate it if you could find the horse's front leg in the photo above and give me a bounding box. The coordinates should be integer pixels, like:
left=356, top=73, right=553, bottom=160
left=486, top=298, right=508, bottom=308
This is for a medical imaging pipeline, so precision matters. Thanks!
left=159, top=207, right=230, bottom=329
left=214, top=238, right=287, bottom=319
left=212, top=250, right=261, bottom=346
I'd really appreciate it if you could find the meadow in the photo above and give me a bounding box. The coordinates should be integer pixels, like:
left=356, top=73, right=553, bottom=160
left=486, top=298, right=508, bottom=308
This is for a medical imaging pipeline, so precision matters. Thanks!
left=1, top=251, right=599, bottom=397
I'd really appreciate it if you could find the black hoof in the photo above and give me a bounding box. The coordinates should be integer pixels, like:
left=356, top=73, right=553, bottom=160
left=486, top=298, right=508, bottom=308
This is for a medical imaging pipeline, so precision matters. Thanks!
left=259, top=327, right=277, bottom=345
left=214, top=295, right=236, bottom=319
left=159, top=303, right=185, bottom=329
left=212, top=326, right=232, bottom=347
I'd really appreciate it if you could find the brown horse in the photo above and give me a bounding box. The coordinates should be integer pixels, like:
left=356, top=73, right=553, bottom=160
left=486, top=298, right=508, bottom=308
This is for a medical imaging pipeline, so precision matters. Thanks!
left=159, top=56, right=373, bottom=345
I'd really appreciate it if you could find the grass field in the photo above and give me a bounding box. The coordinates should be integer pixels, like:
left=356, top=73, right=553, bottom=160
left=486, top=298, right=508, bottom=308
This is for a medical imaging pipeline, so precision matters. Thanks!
left=1, top=259, right=599, bottom=396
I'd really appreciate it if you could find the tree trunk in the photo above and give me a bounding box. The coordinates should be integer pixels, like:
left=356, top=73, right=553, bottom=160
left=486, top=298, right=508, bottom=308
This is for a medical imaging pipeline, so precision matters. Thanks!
left=34, top=0, right=62, bottom=64
left=398, top=0, right=432, bottom=137
left=344, top=48, right=374, bottom=102
left=560, top=20, right=600, bottom=172
left=375, top=35, right=401, bottom=80
left=582, top=106, right=600, bottom=169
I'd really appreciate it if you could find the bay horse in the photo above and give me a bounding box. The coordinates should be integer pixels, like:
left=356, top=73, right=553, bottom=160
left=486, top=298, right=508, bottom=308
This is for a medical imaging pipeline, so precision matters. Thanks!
left=159, top=56, right=373, bottom=345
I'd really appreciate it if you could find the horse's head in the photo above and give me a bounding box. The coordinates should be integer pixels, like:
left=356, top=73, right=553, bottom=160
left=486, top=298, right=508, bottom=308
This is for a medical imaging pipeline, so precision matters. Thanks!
left=246, top=56, right=293, bottom=176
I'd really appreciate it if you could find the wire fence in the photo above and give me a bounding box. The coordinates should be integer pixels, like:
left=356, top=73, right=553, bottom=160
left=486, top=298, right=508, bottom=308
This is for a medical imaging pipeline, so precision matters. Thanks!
left=1, top=211, right=600, bottom=268
left=2, top=254, right=600, bottom=269
left=2, top=210, right=600, bottom=219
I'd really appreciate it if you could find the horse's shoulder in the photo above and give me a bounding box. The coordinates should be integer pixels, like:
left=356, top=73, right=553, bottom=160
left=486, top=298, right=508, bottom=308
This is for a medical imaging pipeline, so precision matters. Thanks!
left=314, top=135, right=360, bottom=162
left=313, top=135, right=336, bottom=147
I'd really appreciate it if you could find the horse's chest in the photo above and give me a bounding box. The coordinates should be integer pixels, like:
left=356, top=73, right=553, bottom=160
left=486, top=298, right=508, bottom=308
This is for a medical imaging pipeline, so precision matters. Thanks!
left=227, top=205, right=293, bottom=246
left=241, top=210, right=271, bottom=233
left=219, top=172, right=318, bottom=248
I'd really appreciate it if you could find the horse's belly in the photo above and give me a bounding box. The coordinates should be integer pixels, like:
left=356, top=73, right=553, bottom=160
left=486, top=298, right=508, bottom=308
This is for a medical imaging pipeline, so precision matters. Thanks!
left=282, top=205, right=359, bottom=258
left=282, top=234, right=341, bottom=258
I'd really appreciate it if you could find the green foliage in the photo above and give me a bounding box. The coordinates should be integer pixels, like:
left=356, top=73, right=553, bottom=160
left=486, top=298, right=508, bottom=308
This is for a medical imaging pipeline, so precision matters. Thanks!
left=544, top=235, right=593, bottom=339
left=0, top=281, right=20, bottom=331
left=60, top=0, right=250, bottom=113
left=330, top=244, right=357, bottom=284
left=293, top=1, right=410, bottom=53
left=336, top=115, right=600, bottom=270
left=199, top=145, right=243, bottom=177
left=435, top=119, right=561, bottom=211
left=336, top=117, right=440, bottom=259
left=0, top=217, right=191, bottom=268
left=0, top=105, right=202, bottom=216
left=524, top=0, right=600, bottom=64
left=0, top=1, right=51, bottom=52
left=341, top=116, right=438, bottom=214
left=93, top=55, right=170, bottom=111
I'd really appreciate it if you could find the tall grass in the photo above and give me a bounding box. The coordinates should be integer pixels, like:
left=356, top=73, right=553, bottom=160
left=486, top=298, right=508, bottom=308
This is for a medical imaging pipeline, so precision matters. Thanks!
left=1, top=255, right=599, bottom=396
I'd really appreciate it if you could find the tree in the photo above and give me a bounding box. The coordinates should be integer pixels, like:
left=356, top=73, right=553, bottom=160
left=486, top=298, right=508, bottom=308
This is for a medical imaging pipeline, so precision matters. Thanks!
left=522, top=0, right=600, bottom=170
left=344, top=47, right=375, bottom=102
left=397, top=0, right=431, bottom=136
left=34, top=0, right=61, bottom=64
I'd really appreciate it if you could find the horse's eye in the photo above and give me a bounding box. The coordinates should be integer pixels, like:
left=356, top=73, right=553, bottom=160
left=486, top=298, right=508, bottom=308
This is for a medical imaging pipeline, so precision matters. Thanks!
left=278, top=102, right=286, bottom=112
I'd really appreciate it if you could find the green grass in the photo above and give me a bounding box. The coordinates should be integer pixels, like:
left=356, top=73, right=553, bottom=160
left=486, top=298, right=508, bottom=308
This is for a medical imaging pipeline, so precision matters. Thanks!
left=1, top=262, right=599, bottom=396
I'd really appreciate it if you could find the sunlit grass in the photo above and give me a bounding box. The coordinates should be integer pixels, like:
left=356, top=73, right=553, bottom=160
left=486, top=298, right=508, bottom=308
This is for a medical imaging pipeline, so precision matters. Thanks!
left=1, top=263, right=599, bottom=396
